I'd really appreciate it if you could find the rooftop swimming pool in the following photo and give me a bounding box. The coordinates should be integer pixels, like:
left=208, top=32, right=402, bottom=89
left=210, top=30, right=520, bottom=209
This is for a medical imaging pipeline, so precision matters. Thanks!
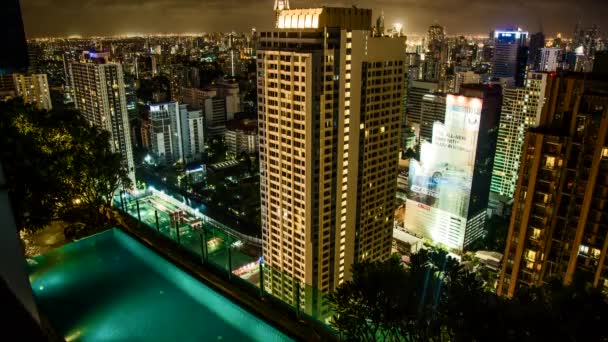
left=28, top=228, right=293, bottom=342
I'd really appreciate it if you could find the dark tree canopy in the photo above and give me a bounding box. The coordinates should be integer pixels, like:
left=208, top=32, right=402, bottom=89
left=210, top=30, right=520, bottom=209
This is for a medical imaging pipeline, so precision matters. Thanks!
left=328, top=249, right=608, bottom=342
left=0, top=99, right=130, bottom=232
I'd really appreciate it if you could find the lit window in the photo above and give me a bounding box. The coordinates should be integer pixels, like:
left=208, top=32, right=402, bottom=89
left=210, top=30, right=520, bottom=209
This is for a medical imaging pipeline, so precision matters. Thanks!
left=602, top=147, right=608, bottom=159
left=545, top=156, right=555, bottom=168
left=526, top=249, right=536, bottom=261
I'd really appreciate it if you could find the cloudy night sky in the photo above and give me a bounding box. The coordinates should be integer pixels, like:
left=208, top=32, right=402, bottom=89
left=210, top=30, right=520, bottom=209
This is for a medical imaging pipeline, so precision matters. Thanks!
left=21, top=0, right=608, bottom=37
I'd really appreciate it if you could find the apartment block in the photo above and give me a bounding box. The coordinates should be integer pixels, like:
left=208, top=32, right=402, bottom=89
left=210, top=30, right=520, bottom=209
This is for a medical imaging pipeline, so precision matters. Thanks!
left=257, top=6, right=404, bottom=315
left=497, top=73, right=608, bottom=297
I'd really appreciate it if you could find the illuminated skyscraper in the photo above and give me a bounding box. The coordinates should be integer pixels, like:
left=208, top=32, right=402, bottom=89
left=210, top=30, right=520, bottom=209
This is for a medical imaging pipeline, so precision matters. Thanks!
left=149, top=102, right=181, bottom=165
left=12, top=73, right=52, bottom=110
left=70, top=52, right=135, bottom=184
left=424, top=24, right=447, bottom=81
left=0, top=0, right=28, bottom=74
left=497, top=73, right=608, bottom=298
left=404, top=85, right=502, bottom=251
left=149, top=102, right=204, bottom=165
left=258, top=7, right=405, bottom=314
left=491, top=72, right=549, bottom=198
left=492, top=29, right=528, bottom=87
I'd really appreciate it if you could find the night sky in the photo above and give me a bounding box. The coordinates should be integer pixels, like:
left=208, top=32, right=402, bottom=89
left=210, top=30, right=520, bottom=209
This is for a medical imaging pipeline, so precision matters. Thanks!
left=21, top=0, right=608, bottom=37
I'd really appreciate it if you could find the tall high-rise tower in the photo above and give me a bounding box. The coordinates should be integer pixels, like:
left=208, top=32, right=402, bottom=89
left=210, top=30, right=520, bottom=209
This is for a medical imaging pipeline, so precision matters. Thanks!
left=404, top=85, right=502, bottom=251
left=424, top=24, right=446, bottom=81
left=497, top=72, right=608, bottom=298
left=0, top=0, right=28, bottom=74
left=12, top=74, right=53, bottom=111
left=375, top=10, right=385, bottom=37
left=491, top=72, right=549, bottom=198
left=527, top=32, right=545, bottom=67
left=492, top=29, right=529, bottom=87
left=258, top=7, right=405, bottom=316
left=70, top=52, right=135, bottom=185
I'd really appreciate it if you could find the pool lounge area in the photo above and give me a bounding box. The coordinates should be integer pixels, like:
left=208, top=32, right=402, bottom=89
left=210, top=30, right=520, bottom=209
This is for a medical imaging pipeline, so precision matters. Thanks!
left=28, top=228, right=293, bottom=342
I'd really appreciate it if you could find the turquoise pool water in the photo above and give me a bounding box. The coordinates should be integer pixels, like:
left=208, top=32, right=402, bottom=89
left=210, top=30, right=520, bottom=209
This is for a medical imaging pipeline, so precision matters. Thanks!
left=28, top=229, right=292, bottom=342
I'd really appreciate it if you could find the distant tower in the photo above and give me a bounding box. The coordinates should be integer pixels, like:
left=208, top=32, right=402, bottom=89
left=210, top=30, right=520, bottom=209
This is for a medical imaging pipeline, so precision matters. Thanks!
left=376, top=10, right=385, bottom=37
left=229, top=33, right=236, bottom=78
left=70, top=53, right=135, bottom=185
left=273, top=0, right=289, bottom=11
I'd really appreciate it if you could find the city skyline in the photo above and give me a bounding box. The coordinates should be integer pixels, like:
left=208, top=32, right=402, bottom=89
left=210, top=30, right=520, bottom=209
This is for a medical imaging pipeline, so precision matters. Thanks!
left=21, top=0, right=608, bottom=38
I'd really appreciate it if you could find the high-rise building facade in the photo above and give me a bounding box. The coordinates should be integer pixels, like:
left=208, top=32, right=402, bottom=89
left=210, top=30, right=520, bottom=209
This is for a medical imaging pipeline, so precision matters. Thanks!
left=258, top=7, right=404, bottom=314
left=419, top=94, right=446, bottom=143
left=497, top=73, right=608, bottom=297
left=149, top=102, right=205, bottom=165
left=0, top=0, right=28, bottom=74
left=180, top=105, right=205, bottom=162
left=537, top=48, right=561, bottom=72
left=527, top=32, right=545, bottom=67
left=149, top=102, right=181, bottom=165
left=70, top=52, right=135, bottom=184
left=424, top=24, right=447, bottom=82
left=181, top=81, right=240, bottom=140
left=404, top=86, right=502, bottom=251
left=405, top=80, right=440, bottom=140
left=492, top=29, right=529, bottom=87
left=491, top=72, right=549, bottom=198
left=12, top=74, right=52, bottom=110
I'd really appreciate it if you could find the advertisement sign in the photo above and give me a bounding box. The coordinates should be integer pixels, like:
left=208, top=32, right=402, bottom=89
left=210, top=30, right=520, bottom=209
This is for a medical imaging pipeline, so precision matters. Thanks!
left=406, top=95, right=482, bottom=248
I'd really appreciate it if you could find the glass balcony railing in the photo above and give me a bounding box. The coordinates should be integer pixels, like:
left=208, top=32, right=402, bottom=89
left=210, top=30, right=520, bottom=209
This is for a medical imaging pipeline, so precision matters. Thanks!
left=114, top=188, right=336, bottom=335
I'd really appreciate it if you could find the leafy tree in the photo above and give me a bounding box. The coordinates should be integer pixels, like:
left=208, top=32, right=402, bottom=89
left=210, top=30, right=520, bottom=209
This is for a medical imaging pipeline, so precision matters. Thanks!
left=328, top=248, right=608, bottom=342
left=208, top=138, right=228, bottom=163
left=0, top=99, right=130, bottom=232
left=69, top=126, right=131, bottom=224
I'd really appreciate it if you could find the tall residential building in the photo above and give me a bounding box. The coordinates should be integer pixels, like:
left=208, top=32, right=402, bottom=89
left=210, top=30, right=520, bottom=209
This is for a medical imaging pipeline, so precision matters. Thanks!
left=149, top=102, right=181, bottom=165
left=491, top=72, right=549, bottom=198
left=258, top=7, right=405, bottom=314
left=527, top=32, right=545, bottom=67
left=419, top=94, right=446, bottom=143
left=12, top=74, right=52, bottom=110
left=70, top=52, right=135, bottom=184
left=492, top=29, right=529, bottom=87
left=405, top=85, right=502, bottom=251
left=424, top=24, right=447, bottom=81
left=405, top=80, right=439, bottom=140
left=0, top=0, right=28, bottom=74
left=181, top=80, right=240, bottom=140
left=149, top=102, right=205, bottom=164
left=537, top=48, right=561, bottom=72
left=497, top=73, right=608, bottom=298
left=180, top=105, right=205, bottom=162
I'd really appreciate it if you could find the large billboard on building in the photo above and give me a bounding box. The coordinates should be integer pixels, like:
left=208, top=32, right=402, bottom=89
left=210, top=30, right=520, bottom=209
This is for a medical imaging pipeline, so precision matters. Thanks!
left=405, top=95, right=482, bottom=249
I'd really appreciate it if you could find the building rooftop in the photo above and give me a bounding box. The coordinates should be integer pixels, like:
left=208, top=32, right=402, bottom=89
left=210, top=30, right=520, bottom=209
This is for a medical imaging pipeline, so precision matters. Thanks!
left=276, top=6, right=372, bottom=30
